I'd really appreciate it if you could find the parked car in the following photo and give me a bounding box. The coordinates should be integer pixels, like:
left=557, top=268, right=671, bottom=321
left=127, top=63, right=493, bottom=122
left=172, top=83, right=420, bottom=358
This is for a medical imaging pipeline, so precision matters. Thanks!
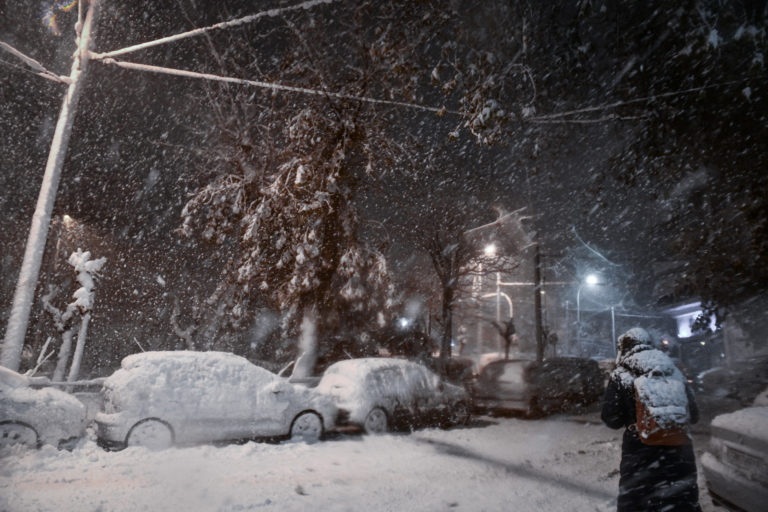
left=470, top=357, right=604, bottom=417
left=315, top=358, right=471, bottom=434
left=95, top=351, right=337, bottom=450
left=0, top=366, right=87, bottom=449
left=695, top=356, right=768, bottom=406
left=701, top=390, right=768, bottom=512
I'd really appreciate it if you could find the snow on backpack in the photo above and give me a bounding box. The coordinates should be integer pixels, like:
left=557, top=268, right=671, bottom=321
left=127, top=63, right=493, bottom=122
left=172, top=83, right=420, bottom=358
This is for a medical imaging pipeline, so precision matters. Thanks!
left=633, top=368, right=691, bottom=446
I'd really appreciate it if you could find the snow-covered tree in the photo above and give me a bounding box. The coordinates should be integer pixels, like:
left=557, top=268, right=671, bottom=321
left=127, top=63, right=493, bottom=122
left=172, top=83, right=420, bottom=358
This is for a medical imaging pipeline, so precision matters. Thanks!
left=64, top=249, right=106, bottom=383
left=39, top=248, right=106, bottom=382
left=177, top=1, right=433, bottom=371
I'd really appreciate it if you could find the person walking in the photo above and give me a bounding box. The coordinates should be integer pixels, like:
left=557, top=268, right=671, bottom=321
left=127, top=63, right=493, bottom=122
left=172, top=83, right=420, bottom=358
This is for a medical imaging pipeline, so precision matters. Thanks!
left=602, top=327, right=702, bottom=512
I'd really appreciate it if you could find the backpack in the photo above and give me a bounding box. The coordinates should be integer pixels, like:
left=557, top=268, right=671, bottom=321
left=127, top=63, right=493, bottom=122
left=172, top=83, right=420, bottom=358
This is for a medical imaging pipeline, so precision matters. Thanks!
left=633, top=369, right=691, bottom=446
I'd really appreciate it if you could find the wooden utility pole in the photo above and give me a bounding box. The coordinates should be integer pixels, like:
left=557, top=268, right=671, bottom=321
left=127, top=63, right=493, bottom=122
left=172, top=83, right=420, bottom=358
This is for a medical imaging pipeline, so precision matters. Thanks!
left=1, top=1, right=100, bottom=371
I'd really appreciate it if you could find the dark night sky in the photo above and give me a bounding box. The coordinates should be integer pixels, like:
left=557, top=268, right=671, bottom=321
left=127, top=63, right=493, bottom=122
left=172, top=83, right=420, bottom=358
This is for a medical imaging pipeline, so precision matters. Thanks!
left=1, top=0, right=766, bottom=371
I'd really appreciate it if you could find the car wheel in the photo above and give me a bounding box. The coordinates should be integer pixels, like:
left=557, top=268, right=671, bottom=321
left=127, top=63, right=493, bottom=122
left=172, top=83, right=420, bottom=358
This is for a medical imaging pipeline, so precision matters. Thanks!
left=525, top=397, right=541, bottom=418
left=290, top=411, right=323, bottom=443
left=0, top=421, right=38, bottom=449
left=363, top=407, right=389, bottom=434
left=126, top=419, right=174, bottom=450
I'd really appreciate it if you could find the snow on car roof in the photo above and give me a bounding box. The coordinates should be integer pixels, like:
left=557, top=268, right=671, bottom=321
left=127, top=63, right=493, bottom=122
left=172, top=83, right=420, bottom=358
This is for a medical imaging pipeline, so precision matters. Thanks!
left=121, top=350, right=256, bottom=371
left=711, top=406, right=768, bottom=445
left=107, top=351, right=278, bottom=395
left=322, top=357, right=425, bottom=381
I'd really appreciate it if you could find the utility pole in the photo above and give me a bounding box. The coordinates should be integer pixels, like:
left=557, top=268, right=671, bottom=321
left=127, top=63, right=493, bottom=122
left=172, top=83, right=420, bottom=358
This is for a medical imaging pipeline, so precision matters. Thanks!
left=1, top=1, right=100, bottom=371
left=534, top=244, right=544, bottom=362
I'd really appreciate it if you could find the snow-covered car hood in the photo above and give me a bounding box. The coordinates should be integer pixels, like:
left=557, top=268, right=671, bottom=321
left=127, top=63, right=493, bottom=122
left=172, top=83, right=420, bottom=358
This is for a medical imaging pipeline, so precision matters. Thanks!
left=0, top=367, right=87, bottom=446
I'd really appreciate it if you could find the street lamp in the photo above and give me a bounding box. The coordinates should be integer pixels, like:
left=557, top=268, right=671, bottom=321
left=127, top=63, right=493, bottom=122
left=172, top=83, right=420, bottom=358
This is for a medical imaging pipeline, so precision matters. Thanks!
left=576, top=273, right=599, bottom=349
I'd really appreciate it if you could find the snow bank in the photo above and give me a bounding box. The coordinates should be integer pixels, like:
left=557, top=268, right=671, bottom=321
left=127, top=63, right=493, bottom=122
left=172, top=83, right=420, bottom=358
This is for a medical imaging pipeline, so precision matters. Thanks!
left=0, top=416, right=628, bottom=512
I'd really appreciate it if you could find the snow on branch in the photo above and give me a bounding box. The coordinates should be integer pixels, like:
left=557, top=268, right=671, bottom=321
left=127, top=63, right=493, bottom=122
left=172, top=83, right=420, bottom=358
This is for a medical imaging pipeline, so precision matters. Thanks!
left=68, top=249, right=107, bottom=312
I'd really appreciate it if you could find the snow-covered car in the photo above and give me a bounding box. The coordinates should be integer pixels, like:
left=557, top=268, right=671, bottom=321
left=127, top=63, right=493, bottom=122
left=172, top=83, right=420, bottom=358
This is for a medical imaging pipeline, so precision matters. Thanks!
left=701, top=390, right=768, bottom=512
left=95, top=351, right=337, bottom=450
left=470, top=357, right=604, bottom=417
left=315, top=358, right=471, bottom=434
left=0, top=366, right=87, bottom=449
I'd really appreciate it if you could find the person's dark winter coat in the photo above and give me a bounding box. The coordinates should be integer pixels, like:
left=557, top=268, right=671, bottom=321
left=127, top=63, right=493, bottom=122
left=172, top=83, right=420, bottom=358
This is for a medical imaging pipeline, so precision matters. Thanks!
left=601, top=328, right=702, bottom=512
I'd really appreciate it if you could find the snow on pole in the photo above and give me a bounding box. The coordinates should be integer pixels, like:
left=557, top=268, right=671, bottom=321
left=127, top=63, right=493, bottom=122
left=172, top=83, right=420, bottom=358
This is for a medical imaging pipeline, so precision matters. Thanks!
left=1, top=0, right=100, bottom=372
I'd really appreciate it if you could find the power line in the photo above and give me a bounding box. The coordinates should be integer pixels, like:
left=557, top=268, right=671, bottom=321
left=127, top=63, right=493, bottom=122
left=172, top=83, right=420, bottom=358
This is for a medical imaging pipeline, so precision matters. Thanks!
left=94, top=57, right=456, bottom=115
left=90, top=0, right=341, bottom=60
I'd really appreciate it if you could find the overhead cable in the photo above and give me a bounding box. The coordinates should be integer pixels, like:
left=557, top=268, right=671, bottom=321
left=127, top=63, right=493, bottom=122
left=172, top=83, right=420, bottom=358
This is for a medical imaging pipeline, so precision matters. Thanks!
left=96, top=57, right=456, bottom=115
left=90, top=0, right=341, bottom=60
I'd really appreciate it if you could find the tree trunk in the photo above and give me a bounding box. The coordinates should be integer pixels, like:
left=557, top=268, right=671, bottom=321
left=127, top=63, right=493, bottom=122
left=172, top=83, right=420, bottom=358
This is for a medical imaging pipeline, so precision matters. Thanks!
left=67, top=311, right=91, bottom=383
left=438, top=286, right=454, bottom=376
left=292, top=307, right=318, bottom=379
left=53, top=328, right=75, bottom=382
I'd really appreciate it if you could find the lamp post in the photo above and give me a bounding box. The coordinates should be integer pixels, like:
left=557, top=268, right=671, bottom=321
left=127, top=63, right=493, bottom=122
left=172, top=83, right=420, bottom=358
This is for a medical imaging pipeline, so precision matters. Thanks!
left=576, top=273, right=599, bottom=350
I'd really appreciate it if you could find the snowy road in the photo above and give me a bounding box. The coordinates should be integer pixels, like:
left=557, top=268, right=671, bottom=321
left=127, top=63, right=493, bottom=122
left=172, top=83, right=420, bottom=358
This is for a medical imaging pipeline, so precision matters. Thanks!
left=0, top=414, right=718, bottom=512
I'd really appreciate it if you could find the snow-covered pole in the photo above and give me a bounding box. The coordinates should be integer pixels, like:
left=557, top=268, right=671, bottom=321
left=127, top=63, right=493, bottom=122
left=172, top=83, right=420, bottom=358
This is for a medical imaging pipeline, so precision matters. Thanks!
left=1, top=0, right=100, bottom=371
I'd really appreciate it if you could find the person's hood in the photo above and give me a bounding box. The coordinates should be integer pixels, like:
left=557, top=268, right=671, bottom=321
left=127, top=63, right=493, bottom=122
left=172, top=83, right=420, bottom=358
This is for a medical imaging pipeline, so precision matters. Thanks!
left=615, top=327, right=653, bottom=363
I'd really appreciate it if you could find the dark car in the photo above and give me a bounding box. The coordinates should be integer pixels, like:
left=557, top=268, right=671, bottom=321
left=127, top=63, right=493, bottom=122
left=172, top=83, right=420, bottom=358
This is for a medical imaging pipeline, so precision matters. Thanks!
left=470, top=357, right=604, bottom=417
left=695, top=356, right=768, bottom=406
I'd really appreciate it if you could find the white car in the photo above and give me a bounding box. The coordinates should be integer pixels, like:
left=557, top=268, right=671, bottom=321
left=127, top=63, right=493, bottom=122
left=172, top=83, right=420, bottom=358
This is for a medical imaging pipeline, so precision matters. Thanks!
left=95, top=351, right=338, bottom=450
left=316, top=358, right=470, bottom=434
left=0, top=366, right=87, bottom=449
left=701, top=390, right=768, bottom=512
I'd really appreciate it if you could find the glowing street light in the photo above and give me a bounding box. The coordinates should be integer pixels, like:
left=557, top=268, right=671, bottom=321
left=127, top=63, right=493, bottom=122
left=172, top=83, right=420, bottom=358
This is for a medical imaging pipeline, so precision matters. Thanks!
left=483, top=243, right=496, bottom=258
left=576, top=273, right=600, bottom=348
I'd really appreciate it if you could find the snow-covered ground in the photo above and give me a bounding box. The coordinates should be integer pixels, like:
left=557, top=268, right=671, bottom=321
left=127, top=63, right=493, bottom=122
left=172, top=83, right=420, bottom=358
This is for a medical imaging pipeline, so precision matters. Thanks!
left=0, top=414, right=718, bottom=512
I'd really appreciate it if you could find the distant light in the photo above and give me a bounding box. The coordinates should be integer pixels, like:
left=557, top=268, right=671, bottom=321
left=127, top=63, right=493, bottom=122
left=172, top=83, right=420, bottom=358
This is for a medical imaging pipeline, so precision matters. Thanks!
left=398, top=318, right=411, bottom=329
left=484, top=244, right=496, bottom=257
left=662, top=339, right=669, bottom=346
left=585, top=274, right=599, bottom=286
left=700, top=341, right=706, bottom=346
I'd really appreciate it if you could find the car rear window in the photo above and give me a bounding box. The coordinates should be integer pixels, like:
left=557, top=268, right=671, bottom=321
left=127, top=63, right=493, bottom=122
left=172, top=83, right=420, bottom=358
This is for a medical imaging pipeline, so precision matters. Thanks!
left=499, top=363, right=526, bottom=385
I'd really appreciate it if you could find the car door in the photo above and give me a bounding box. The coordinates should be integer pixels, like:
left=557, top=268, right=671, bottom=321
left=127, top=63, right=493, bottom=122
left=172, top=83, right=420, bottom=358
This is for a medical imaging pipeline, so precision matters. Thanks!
left=245, top=370, right=293, bottom=437
left=369, top=366, right=409, bottom=423
left=411, top=365, right=446, bottom=423
left=202, top=359, right=261, bottom=442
